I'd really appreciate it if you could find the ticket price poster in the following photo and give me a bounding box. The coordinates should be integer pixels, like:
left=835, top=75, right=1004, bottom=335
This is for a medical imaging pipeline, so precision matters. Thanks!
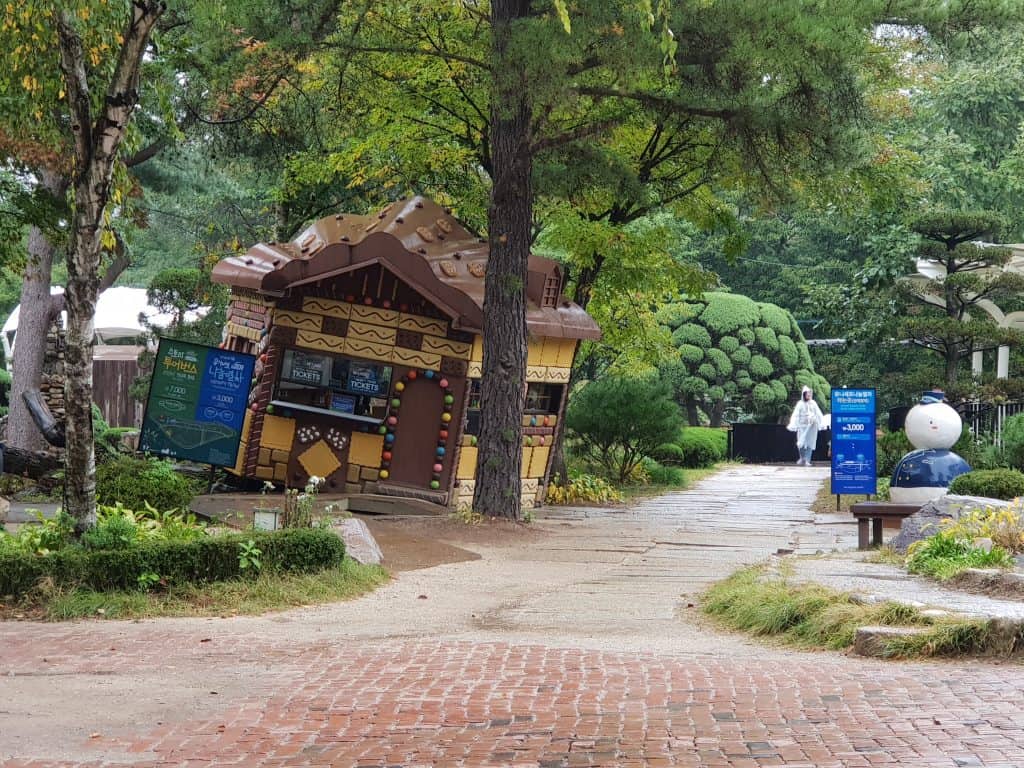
left=830, top=388, right=877, bottom=495
left=139, top=339, right=256, bottom=467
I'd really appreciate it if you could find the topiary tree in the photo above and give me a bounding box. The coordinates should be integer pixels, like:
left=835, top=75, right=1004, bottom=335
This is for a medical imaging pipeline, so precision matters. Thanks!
left=657, top=292, right=829, bottom=425
left=566, top=375, right=684, bottom=483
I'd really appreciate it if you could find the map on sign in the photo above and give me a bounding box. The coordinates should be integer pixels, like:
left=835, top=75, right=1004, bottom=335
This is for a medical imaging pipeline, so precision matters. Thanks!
left=139, top=339, right=256, bottom=467
left=830, top=388, right=877, bottom=496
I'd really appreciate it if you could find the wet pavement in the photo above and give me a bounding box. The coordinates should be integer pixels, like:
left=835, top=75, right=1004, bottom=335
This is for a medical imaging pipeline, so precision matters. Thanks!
left=3, top=465, right=1024, bottom=767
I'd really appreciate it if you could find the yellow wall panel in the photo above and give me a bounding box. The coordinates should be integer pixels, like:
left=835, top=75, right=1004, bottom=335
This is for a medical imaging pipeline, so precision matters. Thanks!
left=295, top=331, right=346, bottom=355
left=456, top=446, right=478, bottom=480
left=555, top=338, right=577, bottom=368
left=260, top=414, right=296, bottom=451
left=348, top=321, right=397, bottom=346
left=349, top=432, right=385, bottom=466
left=421, top=335, right=471, bottom=359
left=467, top=362, right=483, bottom=378
left=351, top=305, right=399, bottom=327
left=391, top=347, right=442, bottom=369
left=343, top=338, right=392, bottom=363
left=302, top=297, right=351, bottom=318
left=520, top=447, right=534, bottom=478
left=528, top=446, right=550, bottom=478
left=470, top=336, right=484, bottom=362
left=526, top=339, right=544, bottom=366
left=539, top=337, right=562, bottom=367
left=399, top=313, right=447, bottom=336
left=273, top=310, right=323, bottom=332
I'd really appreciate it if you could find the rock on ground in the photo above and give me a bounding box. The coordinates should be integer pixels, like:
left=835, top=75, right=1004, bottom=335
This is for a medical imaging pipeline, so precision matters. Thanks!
left=890, top=494, right=1011, bottom=553
left=332, top=517, right=384, bottom=565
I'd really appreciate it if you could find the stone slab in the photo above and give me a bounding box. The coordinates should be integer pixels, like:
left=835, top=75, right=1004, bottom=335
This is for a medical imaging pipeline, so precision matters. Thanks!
left=332, top=517, right=383, bottom=565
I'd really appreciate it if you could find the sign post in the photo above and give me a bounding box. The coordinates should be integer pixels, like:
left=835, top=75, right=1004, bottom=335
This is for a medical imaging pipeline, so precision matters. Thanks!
left=831, top=388, right=877, bottom=505
left=139, top=339, right=256, bottom=469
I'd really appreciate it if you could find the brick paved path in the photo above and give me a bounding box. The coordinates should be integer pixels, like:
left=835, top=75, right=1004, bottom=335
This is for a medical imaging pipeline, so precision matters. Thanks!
left=3, top=466, right=1024, bottom=767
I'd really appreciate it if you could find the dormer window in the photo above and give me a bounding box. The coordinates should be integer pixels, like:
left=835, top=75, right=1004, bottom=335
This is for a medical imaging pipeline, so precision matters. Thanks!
left=541, top=274, right=560, bottom=308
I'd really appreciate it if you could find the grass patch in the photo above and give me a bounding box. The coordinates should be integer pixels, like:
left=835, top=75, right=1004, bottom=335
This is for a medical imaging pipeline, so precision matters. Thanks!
left=865, top=546, right=905, bottom=566
left=619, top=464, right=727, bottom=500
left=4, top=558, right=388, bottom=621
left=906, top=530, right=1013, bottom=580
left=703, top=565, right=1018, bottom=658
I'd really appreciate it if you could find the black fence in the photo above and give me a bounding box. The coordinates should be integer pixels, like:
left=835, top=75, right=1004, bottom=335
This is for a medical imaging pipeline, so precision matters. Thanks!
left=729, top=423, right=832, bottom=464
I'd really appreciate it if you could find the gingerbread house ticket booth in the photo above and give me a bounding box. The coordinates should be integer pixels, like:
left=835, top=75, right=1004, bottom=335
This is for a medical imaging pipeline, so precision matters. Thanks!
left=211, top=197, right=600, bottom=509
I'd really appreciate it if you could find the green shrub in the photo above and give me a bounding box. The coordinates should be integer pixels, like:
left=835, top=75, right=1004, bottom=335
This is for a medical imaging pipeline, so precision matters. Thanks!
left=546, top=473, right=623, bottom=504
left=0, top=528, right=345, bottom=598
left=644, top=461, right=686, bottom=486
left=906, top=529, right=1013, bottom=580
left=96, top=456, right=197, bottom=512
left=1001, top=413, right=1024, bottom=468
left=948, top=468, right=1024, bottom=500
left=650, top=442, right=685, bottom=465
left=677, top=427, right=727, bottom=468
left=82, top=514, right=139, bottom=550
left=567, top=376, right=684, bottom=482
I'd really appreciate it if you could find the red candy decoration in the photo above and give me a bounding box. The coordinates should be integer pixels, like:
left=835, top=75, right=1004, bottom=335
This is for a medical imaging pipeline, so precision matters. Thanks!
left=439, top=430, right=449, bottom=440
left=433, top=463, right=443, bottom=473
left=407, top=371, right=418, bottom=380
left=363, top=296, right=373, bottom=305
left=382, top=451, right=392, bottom=461
left=439, top=378, right=449, bottom=388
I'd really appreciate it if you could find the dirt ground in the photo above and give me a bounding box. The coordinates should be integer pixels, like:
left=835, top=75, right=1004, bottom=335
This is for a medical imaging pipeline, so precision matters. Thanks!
left=359, top=514, right=541, bottom=572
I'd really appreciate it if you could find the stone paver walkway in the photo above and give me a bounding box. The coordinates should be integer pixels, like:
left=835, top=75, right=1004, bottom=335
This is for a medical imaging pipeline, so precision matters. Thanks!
left=3, top=465, right=1024, bottom=767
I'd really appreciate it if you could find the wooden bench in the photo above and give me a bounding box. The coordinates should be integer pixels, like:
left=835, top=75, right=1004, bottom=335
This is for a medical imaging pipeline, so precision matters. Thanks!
left=850, top=502, right=921, bottom=549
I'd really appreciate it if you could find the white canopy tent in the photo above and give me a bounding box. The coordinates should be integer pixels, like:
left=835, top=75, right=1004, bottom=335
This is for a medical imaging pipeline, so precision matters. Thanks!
left=2, top=286, right=207, bottom=366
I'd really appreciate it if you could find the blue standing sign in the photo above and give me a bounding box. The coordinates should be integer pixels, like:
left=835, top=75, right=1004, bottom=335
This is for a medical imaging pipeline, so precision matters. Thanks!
left=830, top=388, right=877, bottom=496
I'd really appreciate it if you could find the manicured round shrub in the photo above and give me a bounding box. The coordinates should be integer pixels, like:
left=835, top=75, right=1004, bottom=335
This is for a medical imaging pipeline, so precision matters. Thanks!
left=96, top=456, right=197, bottom=512
left=650, top=442, right=685, bottom=465
left=679, top=344, right=704, bottom=364
left=748, top=355, right=773, bottom=380
left=698, top=292, right=762, bottom=333
left=677, top=427, right=728, bottom=468
left=672, top=323, right=713, bottom=348
left=730, top=346, right=751, bottom=366
left=752, top=382, right=776, bottom=407
left=778, top=336, right=799, bottom=368
left=759, top=303, right=793, bottom=335
left=948, top=469, right=1024, bottom=500
left=707, top=348, right=732, bottom=376
left=753, top=326, right=778, bottom=352
left=718, top=336, right=739, bottom=354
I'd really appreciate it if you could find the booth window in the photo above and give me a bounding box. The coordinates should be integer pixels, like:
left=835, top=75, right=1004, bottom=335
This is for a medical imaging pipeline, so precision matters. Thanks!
left=526, top=383, right=562, bottom=414
left=275, top=348, right=392, bottom=420
left=464, top=379, right=482, bottom=435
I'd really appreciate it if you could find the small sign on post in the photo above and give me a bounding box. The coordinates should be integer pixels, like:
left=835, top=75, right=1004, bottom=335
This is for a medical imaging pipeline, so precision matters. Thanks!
left=831, top=388, right=877, bottom=500
left=139, top=339, right=256, bottom=468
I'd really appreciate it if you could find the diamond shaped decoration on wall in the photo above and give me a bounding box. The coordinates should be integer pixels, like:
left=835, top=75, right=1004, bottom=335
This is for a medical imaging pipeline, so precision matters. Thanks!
left=298, top=439, right=342, bottom=479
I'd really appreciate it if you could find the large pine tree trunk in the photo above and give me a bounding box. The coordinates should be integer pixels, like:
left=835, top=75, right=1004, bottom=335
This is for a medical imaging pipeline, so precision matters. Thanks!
left=473, top=0, right=533, bottom=520
left=6, top=171, right=65, bottom=452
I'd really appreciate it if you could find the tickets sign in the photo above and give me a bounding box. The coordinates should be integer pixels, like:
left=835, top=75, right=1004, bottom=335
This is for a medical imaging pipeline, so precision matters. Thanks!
left=139, top=339, right=256, bottom=467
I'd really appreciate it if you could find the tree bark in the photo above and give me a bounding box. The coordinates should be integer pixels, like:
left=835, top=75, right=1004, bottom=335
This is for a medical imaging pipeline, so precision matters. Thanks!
left=473, top=0, right=532, bottom=520
left=0, top=444, right=63, bottom=480
left=57, top=1, right=164, bottom=532
left=6, top=171, right=66, bottom=453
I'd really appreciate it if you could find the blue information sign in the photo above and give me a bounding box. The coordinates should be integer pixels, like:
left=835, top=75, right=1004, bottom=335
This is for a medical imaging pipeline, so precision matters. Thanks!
left=139, top=339, right=256, bottom=468
left=830, top=388, right=877, bottom=496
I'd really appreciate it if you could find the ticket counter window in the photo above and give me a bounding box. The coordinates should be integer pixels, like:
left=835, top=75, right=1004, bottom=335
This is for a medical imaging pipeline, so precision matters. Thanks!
left=275, top=349, right=391, bottom=421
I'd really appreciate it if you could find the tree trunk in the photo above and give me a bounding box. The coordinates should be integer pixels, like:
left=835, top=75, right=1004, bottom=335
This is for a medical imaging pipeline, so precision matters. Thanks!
left=473, top=0, right=532, bottom=520
left=57, top=1, right=164, bottom=532
left=6, top=171, right=66, bottom=452
left=686, top=399, right=700, bottom=426
left=0, top=444, right=63, bottom=480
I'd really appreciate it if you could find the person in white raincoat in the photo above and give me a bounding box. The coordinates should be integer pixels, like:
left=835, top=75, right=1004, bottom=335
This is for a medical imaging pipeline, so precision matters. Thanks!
left=787, top=386, right=824, bottom=466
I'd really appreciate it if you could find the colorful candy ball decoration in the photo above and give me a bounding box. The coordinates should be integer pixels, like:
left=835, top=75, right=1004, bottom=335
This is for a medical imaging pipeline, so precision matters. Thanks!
left=380, top=368, right=458, bottom=491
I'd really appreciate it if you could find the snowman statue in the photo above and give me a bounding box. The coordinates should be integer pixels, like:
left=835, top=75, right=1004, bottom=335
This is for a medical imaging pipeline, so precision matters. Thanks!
left=889, top=392, right=971, bottom=504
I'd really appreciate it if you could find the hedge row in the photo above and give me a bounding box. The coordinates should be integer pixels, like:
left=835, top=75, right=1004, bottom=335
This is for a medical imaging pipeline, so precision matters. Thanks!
left=0, top=528, right=345, bottom=598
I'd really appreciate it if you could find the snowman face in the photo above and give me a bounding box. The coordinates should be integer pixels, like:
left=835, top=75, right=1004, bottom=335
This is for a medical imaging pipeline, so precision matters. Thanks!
left=904, top=402, right=962, bottom=450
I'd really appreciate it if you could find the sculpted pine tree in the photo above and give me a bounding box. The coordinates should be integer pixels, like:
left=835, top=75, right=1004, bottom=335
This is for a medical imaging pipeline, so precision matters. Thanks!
left=900, top=211, right=1024, bottom=387
left=56, top=0, right=165, bottom=530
